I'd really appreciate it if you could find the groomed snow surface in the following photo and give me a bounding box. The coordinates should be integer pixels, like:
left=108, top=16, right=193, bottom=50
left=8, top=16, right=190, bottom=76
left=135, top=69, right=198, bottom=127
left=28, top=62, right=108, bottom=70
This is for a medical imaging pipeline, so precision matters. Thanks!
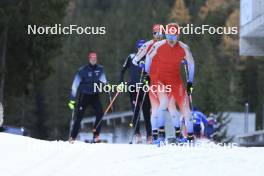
left=0, top=133, right=263, bottom=176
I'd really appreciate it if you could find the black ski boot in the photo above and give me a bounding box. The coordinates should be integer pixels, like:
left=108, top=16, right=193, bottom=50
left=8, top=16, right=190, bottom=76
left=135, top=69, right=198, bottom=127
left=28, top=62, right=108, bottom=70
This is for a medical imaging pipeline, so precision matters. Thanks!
left=187, top=133, right=194, bottom=143
left=93, top=131, right=101, bottom=143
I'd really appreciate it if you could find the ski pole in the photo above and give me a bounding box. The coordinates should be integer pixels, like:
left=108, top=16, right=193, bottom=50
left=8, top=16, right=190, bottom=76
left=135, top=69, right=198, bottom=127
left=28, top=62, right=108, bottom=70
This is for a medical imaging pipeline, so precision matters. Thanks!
left=129, top=89, right=147, bottom=144
left=182, top=59, right=189, bottom=83
left=129, top=61, right=145, bottom=127
left=108, top=92, right=114, bottom=112
left=182, top=59, right=193, bottom=111
left=189, top=94, right=193, bottom=111
left=94, top=91, right=120, bottom=130
left=68, top=110, right=75, bottom=139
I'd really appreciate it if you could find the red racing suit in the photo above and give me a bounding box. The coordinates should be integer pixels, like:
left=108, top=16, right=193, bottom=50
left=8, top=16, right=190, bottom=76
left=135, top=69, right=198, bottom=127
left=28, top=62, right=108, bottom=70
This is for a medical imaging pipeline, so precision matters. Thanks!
left=145, top=40, right=195, bottom=115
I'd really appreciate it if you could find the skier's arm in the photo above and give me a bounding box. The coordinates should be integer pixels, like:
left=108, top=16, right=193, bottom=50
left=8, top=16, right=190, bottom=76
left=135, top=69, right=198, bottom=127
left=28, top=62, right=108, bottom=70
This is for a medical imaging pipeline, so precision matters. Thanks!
left=132, top=41, right=150, bottom=65
left=145, top=47, right=156, bottom=74
left=185, top=46, right=195, bottom=83
left=180, top=42, right=195, bottom=83
left=99, top=71, right=108, bottom=84
left=70, top=73, right=82, bottom=100
left=119, top=55, right=131, bottom=83
left=182, top=44, right=194, bottom=95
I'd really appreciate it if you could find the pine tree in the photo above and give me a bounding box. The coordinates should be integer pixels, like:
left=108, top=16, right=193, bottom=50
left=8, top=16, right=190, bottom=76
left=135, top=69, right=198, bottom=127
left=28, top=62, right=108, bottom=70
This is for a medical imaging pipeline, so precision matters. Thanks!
left=170, top=0, right=190, bottom=24
left=218, top=8, right=243, bottom=111
left=1, top=0, right=69, bottom=139
left=212, top=112, right=233, bottom=143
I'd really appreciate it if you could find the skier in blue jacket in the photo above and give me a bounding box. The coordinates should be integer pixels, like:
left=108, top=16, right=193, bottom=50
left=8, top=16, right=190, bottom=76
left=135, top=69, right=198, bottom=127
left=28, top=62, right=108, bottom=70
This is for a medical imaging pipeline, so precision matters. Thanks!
left=192, top=107, right=207, bottom=138
left=68, top=52, right=108, bottom=143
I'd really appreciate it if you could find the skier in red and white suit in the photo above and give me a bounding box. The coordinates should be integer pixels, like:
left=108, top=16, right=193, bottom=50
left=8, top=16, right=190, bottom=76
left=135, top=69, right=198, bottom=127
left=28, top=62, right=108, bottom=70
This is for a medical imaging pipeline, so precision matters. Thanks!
left=145, top=23, right=195, bottom=142
left=133, top=24, right=183, bottom=142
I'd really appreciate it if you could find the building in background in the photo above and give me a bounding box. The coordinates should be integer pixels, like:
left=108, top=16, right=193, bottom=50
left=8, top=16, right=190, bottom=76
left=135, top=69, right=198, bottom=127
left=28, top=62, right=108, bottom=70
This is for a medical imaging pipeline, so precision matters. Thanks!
left=240, top=0, right=264, bottom=56
left=225, top=112, right=256, bottom=142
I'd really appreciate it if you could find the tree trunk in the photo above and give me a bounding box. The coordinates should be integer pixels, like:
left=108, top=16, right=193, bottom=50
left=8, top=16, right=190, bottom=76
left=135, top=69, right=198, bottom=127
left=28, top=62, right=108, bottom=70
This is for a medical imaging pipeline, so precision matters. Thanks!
left=0, top=26, right=8, bottom=103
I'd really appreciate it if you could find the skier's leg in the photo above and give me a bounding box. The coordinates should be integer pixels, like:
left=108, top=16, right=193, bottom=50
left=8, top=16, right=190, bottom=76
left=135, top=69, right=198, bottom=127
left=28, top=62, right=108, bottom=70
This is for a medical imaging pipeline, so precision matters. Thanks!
left=200, top=122, right=205, bottom=138
left=70, top=94, right=88, bottom=139
left=130, top=87, right=144, bottom=143
left=91, top=94, right=104, bottom=140
left=149, top=91, right=159, bottom=141
left=181, top=116, right=188, bottom=137
left=206, top=125, right=212, bottom=139
left=142, top=92, right=152, bottom=142
left=157, top=90, right=169, bottom=140
left=167, top=96, right=181, bottom=138
left=171, top=83, right=194, bottom=141
left=129, top=88, right=141, bottom=136
left=193, top=124, right=201, bottom=138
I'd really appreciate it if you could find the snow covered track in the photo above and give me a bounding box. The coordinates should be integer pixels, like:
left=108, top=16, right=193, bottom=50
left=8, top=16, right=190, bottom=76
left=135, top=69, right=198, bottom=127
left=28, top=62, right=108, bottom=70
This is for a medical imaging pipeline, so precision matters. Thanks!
left=0, top=133, right=263, bottom=176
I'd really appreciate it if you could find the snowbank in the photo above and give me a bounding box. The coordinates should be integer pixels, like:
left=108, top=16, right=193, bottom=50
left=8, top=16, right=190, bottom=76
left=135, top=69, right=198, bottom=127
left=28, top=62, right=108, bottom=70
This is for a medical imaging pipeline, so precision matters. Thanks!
left=0, top=133, right=263, bottom=176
